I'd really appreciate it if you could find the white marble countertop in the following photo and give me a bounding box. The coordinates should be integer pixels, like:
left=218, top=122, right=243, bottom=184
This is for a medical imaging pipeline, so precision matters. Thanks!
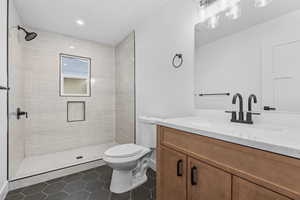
left=156, top=116, right=300, bottom=159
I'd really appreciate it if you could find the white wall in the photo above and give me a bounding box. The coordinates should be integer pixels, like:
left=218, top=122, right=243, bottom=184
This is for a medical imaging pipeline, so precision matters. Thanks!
left=194, top=10, right=300, bottom=112
left=135, top=0, right=197, bottom=141
left=0, top=0, right=8, bottom=198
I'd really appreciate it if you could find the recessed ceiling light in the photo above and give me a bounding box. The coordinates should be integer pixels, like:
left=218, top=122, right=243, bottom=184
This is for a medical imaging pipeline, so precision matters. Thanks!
left=69, top=45, right=75, bottom=49
left=76, top=19, right=85, bottom=26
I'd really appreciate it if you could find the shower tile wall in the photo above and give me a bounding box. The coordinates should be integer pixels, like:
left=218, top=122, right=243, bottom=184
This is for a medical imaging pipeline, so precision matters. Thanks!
left=115, top=32, right=135, bottom=144
left=19, top=29, right=116, bottom=157
left=8, top=1, right=26, bottom=178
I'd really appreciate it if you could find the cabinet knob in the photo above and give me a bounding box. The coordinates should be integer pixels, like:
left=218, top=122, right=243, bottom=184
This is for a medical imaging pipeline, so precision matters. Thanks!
left=191, top=166, right=198, bottom=185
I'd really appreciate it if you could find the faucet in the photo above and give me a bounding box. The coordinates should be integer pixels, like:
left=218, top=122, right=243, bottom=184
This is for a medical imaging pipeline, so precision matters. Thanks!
left=232, top=93, right=244, bottom=121
left=246, top=94, right=260, bottom=124
left=248, top=94, right=257, bottom=111
left=226, top=93, right=261, bottom=124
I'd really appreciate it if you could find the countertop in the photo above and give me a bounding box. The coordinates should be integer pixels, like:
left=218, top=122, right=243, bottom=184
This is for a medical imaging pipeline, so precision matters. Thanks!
left=156, top=116, right=300, bottom=159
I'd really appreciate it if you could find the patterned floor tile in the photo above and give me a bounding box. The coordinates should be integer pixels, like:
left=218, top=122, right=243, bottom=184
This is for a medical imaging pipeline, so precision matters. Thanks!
left=6, top=166, right=156, bottom=200
left=43, top=182, right=66, bottom=194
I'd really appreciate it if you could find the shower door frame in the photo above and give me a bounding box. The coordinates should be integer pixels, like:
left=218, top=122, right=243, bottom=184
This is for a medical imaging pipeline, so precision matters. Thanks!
left=6, top=0, right=9, bottom=182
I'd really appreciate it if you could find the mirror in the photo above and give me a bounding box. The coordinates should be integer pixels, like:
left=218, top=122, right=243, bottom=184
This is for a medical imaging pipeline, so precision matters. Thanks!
left=194, top=0, right=300, bottom=113
left=60, top=54, right=91, bottom=96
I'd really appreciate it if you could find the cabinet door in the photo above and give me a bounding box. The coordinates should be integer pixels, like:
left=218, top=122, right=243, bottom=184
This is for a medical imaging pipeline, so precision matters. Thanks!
left=233, top=177, right=291, bottom=200
left=188, top=158, right=231, bottom=200
left=157, top=146, right=187, bottom=200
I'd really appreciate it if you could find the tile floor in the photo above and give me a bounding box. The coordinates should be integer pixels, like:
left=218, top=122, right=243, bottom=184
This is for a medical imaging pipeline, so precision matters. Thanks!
left=6, top=165, right=156, bottom=200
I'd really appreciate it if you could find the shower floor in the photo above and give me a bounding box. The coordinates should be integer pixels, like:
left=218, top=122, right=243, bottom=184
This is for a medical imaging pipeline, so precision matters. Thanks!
left=15, top=142, right=118, bottom=180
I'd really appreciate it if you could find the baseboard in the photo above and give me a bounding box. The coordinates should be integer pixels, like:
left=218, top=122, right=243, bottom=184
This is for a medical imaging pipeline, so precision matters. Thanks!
left=9, top=159, right=105, bottom=191
left=0, top=181, right=8, bottom=200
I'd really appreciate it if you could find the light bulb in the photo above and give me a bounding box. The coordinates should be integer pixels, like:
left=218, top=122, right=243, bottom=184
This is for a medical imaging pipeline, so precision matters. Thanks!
left=198, top=7, right=207, bottom=22
left=206, top=15, right=220, bottom=29
left=197, top=0, right=207, bottom=23
left=225, top=4, right=241, bottom=20
left=254, top=0, right=273, bottom=8
left=76, top=19, right=85, bottom=26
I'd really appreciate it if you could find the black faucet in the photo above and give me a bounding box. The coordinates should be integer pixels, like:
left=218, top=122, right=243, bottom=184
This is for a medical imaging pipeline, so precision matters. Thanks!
left=232, top=93, right=244, bottom=121
left=226, top=93, right=260, bottom=124
left=246, top=94, right=260, bottom=124
left=248, top=94, right=257, bottom=112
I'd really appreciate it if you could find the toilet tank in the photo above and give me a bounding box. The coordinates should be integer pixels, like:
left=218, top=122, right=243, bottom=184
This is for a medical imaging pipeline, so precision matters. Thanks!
left=137, top=116, right=162, bottom=148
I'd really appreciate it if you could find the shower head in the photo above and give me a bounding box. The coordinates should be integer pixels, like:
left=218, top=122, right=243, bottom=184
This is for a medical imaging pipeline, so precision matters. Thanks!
left=17, top=26, right=38, bottom=41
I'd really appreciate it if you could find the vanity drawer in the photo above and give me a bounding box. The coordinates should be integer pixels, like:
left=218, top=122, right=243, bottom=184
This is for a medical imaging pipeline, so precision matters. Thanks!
left=158, top=126, right=300, bottom=199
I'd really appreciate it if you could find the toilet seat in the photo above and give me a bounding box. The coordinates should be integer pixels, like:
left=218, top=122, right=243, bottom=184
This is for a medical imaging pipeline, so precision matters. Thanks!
left=105, top=144, right=144, bottom=158
left=104, top=144, right=150, bottom=164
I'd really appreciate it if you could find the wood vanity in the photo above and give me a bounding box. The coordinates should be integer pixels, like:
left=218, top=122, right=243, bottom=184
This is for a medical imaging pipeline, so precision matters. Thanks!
left=156, top=126, right=300, bottom=200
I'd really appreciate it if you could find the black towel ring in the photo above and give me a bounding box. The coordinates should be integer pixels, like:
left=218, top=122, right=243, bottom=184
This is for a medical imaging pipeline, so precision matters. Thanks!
left=172, top=54, right=183, bottom=68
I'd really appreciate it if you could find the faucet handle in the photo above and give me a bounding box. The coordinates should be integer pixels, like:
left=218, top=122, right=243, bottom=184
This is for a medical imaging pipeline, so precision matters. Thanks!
left=225, top=111, right=237, bottom=122
left=248, top=112, right=261, bottom=115
left=225, top=111, right=234, bottom=113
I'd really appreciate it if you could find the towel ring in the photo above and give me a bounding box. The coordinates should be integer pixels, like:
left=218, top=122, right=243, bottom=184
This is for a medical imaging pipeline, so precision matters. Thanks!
left=172, top=54, right=183, bottom=68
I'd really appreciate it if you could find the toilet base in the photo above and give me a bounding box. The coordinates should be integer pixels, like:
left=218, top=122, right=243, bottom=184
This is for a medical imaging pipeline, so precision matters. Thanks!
left=110, top=169, right=148, bottom=194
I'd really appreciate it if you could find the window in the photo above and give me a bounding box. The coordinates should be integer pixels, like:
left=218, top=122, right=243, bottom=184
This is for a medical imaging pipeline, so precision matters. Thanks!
left=60, top=54, right=91, bottom=96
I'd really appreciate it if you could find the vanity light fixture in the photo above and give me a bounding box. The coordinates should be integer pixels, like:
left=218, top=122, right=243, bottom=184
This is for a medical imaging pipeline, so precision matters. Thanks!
left=225, top=3, right=241, bottom=20
left=196, top=0, right=273, bottom=29
left=206, top=15, right=220, bottom=29
left=254, top=0, right=273, bottom=8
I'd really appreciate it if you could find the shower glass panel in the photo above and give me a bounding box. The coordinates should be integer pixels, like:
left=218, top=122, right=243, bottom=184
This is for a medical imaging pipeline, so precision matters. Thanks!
left=8, top=0, right=136, bottom=180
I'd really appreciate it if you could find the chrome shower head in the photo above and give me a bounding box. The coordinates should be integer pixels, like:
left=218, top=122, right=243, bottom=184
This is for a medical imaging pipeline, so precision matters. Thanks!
left=17, top=26, right=38, bottom=41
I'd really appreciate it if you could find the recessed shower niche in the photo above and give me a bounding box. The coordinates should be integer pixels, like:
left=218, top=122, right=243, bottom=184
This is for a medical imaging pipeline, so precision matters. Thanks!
left=67, top=101, right=86, bottom=122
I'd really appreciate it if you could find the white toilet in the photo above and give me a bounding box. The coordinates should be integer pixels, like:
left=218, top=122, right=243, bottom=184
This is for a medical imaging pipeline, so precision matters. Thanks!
left=103, top=117, right=160, bottom=194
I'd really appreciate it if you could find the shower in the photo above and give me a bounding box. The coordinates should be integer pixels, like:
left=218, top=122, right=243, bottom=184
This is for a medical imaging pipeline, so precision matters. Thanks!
left=17, top=25, right=38, bottom=41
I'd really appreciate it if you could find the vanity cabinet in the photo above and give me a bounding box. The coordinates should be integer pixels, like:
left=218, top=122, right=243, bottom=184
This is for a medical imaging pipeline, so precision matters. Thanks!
left=157, top=126, right=298, bottom=200
left=233, top=177, right=290, bottom=200
left=159, top=146, right=187, bottom=200
left=157, top=145, right=231, bottom=200
left=188, top=158, right=231, bottom=200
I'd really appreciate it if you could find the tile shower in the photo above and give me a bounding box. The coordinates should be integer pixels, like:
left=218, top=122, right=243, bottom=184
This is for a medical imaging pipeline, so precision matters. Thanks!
left=8, top=1, right=135, bottom=180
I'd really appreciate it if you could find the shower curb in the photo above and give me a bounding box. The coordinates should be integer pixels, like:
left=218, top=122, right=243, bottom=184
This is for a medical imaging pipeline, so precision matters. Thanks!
left=8, top=160, right=105, bottom=191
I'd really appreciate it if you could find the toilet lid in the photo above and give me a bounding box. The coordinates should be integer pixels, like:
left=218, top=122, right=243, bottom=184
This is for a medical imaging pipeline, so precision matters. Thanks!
left=104, top=144, right=144, bottom=158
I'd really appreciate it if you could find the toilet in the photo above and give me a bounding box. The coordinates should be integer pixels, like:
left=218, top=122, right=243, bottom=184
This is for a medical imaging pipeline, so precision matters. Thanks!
left=103, top=117, right=160, bottom=194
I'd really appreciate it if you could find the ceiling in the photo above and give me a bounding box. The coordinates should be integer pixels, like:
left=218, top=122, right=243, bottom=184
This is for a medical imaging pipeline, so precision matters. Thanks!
left=13, top=0, right=170, bottom=46
left=195, top=0, right=300, bottom=47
